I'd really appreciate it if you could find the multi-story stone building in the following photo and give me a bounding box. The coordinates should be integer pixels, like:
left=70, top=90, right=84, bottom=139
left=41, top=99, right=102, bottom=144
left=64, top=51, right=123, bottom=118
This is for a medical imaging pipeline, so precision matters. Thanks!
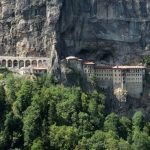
left=112, top=66, right=145, bottom=98
left=66, top=56, right=146, bottom=98
left=82, top=61, right=95, bottom=78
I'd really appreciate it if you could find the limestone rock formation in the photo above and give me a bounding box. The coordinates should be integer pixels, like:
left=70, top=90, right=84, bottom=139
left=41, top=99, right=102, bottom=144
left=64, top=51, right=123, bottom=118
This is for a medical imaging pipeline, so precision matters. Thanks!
left=59, top=0, right=150, bottom=65
left=1, top=0, right=150, bottom=68
left=0, top=0, right=62, bottom=70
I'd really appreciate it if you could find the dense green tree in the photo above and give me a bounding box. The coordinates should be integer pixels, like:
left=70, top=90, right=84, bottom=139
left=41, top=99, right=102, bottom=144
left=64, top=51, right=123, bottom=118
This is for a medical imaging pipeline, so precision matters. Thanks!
left=5, top=76, right=17, bottom=104
left=105, top=131, right=119, bottom=150
left=143, top=55, right=150, bottom=65
left=0, top=132, right=6, bottom=149
left=88, top=99, right=105, bottom=129
left=4, top=112, right=23, bottom=149
left=49, top=125, right=79, bottom=150
left=23, top=95, right=42, bottom=148
left=104, top=113, right=120, bottom=133
left=132, top=111, right=144, bottom=130
left=88, top=130, right=105, bottom=150
left=143, top=122, right=150, bottom=135
left=75, top=137, right=89, bottom=150
left=33, top=74, right=56, bottom=91
left=81, top=93, right=88, bottom=111
left=56, top=96, right=77, bottom=124
left=119, top=116, right=132, bottom=140
left=40, top=87, right=57, bottom=125
left=132, top=129, right=150, bottom=150
left=78, top=112, right=93, bottom=136
left=13, top=80, right=33, bottom=116
left=31, top=138, right=44, bottom=150
left=118, top=139, right=131, bottom=150
left=0, top=84, right=6, bottom=126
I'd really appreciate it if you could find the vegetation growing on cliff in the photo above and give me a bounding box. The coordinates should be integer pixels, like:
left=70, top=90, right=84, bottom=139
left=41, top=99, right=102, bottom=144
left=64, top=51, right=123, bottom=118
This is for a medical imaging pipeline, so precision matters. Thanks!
left=143, top=55, right=150, bottom=65
left=0, top=75, right=150, bottom=150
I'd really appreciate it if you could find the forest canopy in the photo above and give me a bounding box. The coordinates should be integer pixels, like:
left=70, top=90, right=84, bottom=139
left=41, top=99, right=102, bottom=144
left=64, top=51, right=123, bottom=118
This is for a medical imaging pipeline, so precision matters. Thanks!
left=0, top=74, right=149, bottom=150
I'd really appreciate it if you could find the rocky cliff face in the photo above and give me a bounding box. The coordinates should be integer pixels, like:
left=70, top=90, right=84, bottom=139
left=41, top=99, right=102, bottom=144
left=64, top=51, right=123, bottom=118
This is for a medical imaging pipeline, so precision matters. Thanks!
left=1, top=0, right=150, bottom=68
left=58, top=0, right=150, bottom=64
left=0, top=0, right=62, bottom=70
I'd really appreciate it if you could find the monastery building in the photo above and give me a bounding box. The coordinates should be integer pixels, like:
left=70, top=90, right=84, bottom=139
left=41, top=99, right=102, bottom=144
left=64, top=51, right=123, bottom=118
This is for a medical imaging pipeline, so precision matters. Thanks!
left=66, top=56, right=146, bottom=98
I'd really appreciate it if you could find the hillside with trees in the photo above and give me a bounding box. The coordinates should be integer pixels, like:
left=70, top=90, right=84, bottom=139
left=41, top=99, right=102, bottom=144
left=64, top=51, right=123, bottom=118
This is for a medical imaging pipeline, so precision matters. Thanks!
left=0, top=74, right=149, bottom=150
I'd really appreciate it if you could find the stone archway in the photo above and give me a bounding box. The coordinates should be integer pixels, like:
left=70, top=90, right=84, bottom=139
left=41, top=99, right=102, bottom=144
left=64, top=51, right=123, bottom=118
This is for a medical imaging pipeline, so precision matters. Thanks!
left=2, top=60, right=6, bottom=67
left=8, top=60, right=12, bottom=68
left=13, top=60, right=18, bottom=68
left=32, top=60, right=37, bottom=67
left=38, top=60, right=43, bottom=67
left=25, top=60, right=30, bottom=67
left=43, top=60, right=47, bottom=66
left=19, top=60, right=24, bottom=68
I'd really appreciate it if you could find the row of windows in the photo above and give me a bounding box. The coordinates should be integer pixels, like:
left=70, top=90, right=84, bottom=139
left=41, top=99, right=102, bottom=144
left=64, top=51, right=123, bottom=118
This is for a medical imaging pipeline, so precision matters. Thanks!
left=86, top=72, right=143, bottom=77
left=114, top=78, right=142, bottom=80
left=126, top=74, right=142, bottom=76
left=85, top=70, right=143, bottom=76
left=84, top=68, right=144, bottom=72
left=113, top=69, right=143, bottom=72
left=96, top=74, right=112, bottom=77
left=114, top=81, right=142, bottom=83
left=127, top=78, right=142, bottom=81
left=99, top=78, right=112, bottom=80
left=114, top=74, right=142, bottom=76
left=95, top=70, right=112, bottom=73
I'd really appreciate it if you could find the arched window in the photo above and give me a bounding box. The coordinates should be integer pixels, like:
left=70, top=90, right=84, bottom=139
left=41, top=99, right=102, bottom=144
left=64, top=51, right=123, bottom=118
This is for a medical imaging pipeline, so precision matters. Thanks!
left=8, top=60, right=12, bottom=67
left=43, top=60, right=47, bottom=65
left=13, top=60, right=18, bottom=67
left=38, top=60, right=43, bottom=67
left=19, top=60, right=24, bottom=68
left=2, top=60, right=6, bottom=67
left=32, top=60, right=37, bottom=67
left=25, top=60, right=30, bottom=67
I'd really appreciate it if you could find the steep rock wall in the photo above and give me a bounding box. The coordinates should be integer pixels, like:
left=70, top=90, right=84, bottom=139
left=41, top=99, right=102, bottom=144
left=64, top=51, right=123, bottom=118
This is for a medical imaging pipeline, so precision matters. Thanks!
left=1, top=0, right=150, bottom=68
left=59, top=0, right=150, bottom=64
left=0, top=0, right=62, bottom=70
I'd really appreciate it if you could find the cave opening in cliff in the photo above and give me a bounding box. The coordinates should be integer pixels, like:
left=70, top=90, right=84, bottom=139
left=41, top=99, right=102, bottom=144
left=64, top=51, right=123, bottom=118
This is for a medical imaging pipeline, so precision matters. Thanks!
left=99, top=51, right=114, bottom=62
left=78, top=49, right=93, bottom=59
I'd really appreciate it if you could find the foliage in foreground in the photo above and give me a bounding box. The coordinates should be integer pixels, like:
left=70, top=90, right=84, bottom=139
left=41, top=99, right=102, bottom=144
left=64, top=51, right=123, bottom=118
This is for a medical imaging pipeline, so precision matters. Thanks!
left=0, top=75, right=149, bottom=150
